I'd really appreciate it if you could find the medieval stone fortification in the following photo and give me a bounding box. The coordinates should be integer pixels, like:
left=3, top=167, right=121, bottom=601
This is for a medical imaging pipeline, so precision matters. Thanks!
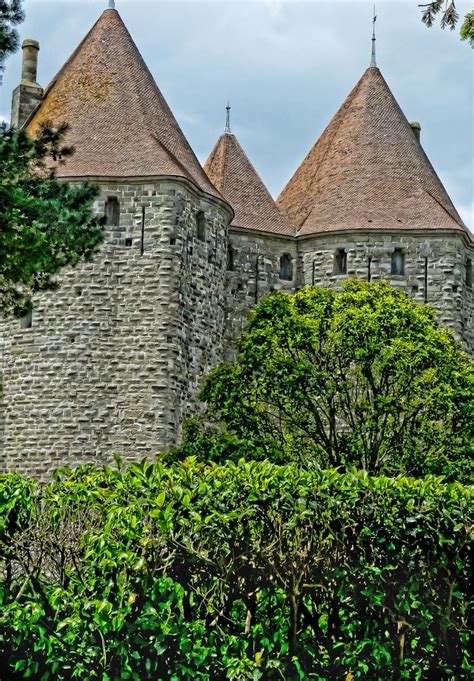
left=1, top=7, right=472, bottom=477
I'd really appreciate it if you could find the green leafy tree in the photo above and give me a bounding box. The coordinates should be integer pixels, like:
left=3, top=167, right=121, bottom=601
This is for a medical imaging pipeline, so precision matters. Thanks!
left=197, top=281, right=473, bottom=479
left=420, top=1, right=474, bottom=47
left=0, top=123, right=103, bottom=316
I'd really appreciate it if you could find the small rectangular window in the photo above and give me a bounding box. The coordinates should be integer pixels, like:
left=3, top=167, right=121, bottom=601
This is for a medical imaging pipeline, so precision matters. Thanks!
left=20, top=309, right=33, bottom=329
left=334, top=249, right=347, bottom=275
left=197, top=211, right=206, bottom=241
left=391, top=248, right=405, bottom=276
left=466, top=259, right=472, bottom=288
left=279, top=254, right=293, bottom=281
left=105, top=197, right=120, bottom=226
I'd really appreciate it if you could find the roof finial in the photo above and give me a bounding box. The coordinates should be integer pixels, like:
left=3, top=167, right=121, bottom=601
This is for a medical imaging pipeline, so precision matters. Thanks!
left=108, top=0, right=116, bottom=9
left=370, top=5, right=377, bottom=67
left=224, top=101, right=231, bottom=134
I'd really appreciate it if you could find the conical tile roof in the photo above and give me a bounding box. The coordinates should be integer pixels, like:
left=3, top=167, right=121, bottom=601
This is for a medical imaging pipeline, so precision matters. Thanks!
left=204, top=133, right=294, bottom=235
left=26, top=8, right=221, bottom=199
left=277, top=67, right=469, bottom=236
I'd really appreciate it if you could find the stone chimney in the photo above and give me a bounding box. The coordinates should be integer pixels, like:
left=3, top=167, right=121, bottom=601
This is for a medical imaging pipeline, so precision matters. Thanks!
left=11, top=40, right=43, bottom=128
left=410, top=121, right=421, bottom=143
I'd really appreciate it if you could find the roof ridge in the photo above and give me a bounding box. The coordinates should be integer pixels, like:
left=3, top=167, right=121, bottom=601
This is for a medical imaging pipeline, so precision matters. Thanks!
left=221, top=135, right=231, bottom=196
left=424, top=189, right=463, bottom=228
left=42, top=12, right=106, bottom=99
left=151, top=132, right=196, bottom=183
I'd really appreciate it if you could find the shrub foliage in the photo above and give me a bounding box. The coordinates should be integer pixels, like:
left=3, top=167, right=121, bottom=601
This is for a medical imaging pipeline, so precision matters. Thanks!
left=0, top=460, right=472, bottom=679
left=194, top=282, right=473, bottom=480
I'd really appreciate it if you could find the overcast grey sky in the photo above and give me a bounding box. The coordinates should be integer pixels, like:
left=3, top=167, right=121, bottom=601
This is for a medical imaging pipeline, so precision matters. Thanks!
left=1, top=0, right=472, bottom=229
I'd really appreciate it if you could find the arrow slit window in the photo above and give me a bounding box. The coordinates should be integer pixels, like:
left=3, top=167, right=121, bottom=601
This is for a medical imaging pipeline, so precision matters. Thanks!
left=197, top=212, right=206, bottom=241
left=227, top=244, right=235, bottom=271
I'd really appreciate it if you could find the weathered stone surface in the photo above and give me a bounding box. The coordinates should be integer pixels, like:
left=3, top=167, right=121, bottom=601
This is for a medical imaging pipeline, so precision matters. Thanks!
left=296, top=231, right=473, bottom=352
left=11, top=82, right=43, bottom=128
left=0, top=181, right=472, bottom=478
left=0, top=178, right=230, bottom=476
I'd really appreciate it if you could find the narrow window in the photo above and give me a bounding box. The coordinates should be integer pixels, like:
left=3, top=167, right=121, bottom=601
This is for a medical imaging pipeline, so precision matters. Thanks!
left=20, top=308, right=33, bottom=329
left=391, top=248, right=405, bottom=276
left=424, top=257, right=428, bottom=303
left=334, top=249, right=347, bottom=275
left=105, top=197, right=120, bottom=226
left=197, top=212, right=206, bottom=241
left=279, top=254, right=293, bottom=281
left=466, top=259, right=472, bottom=288
left=140, top=206, right=145, bottom=256
left=227, top=244, right=235, bottom=271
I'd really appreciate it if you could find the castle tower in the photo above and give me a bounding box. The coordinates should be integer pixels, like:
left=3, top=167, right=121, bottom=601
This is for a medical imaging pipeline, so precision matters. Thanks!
left=0, top=6, right=232, bottom=476
left=277, top=64, right=473, bottom=351
left=204, top=115, right=295, bottom=348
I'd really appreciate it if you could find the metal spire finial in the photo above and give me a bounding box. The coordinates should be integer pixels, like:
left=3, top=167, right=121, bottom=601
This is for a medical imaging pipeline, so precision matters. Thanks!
left=370, top=6, right=377, bottom=67
left=224, top=101, right=231, bottom=134
left=108, top=0, right=116, bottom=9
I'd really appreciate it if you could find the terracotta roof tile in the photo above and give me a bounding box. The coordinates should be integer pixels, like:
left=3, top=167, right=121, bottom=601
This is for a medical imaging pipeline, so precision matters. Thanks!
left=26, top=9, right=221, bottom=199
left=204, top=133, right=294, bottom=235
left=277, top=67, right=470, bottom=237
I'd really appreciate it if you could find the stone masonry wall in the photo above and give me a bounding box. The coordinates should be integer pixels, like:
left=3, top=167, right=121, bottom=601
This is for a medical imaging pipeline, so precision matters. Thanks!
left=225, top=229, right=297, bottom=359
left=0, top=178, right=230, bottom=477
left=224, top=229, right=473, bottom=358
left=297, top=230, right=474, bottom=354
left=1, top=201, right=472, bottom=478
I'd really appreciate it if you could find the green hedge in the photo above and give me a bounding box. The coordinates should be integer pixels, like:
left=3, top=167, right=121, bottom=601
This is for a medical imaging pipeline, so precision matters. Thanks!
left=0, top=460, right=472, bottom=679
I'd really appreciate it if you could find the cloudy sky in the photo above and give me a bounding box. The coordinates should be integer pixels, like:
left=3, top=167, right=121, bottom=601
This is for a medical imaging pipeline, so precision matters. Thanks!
left=1, top=0, right=473, bottom=229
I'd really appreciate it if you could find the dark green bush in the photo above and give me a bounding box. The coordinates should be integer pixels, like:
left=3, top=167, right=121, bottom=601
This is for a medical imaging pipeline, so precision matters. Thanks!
left=0, top=460, right=472, bottom=679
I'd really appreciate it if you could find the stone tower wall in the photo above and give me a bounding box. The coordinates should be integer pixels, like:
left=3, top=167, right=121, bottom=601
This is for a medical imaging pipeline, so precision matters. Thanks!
left=297, top=230, right=474, bottom=354
left=1, top=202, right=472, bottom=478
left=223, top=229, right=474, bottom=359
left=0, top=178, right=231, bottom=477
left=459, top=239, right=474, bottom=353
left=225, top=230, right=297, bottom=358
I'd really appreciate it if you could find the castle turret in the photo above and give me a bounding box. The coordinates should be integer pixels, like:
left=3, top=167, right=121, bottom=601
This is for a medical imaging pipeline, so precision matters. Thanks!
left=204, top=110, right=295, bottom=350
left=1, top=6, right=232, bottom=477
left=276, top=64, right=473, bottom=350
left=10, top=40, right=43, bottom=127
left=277, top=66, right=467, bottom=236
left=205, top=120, right=294, bottom=236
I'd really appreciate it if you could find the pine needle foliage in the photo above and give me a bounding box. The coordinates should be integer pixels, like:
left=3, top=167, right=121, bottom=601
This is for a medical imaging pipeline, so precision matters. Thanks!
left=0, top=0, right=23, bottom=69
left=419, top=0, right=473, bottom=46
left=0, top=123, right=103, bottom=317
